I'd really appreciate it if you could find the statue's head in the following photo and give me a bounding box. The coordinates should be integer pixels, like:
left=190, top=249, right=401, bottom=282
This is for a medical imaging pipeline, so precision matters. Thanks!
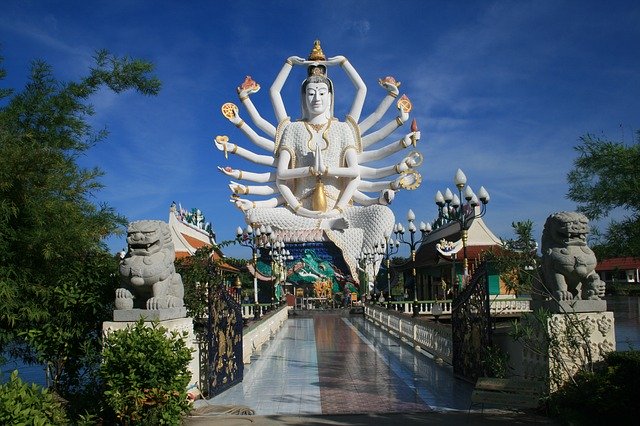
left=302, top=75, right=332, bottom=120
left=301, top=40, right=334, bottom=120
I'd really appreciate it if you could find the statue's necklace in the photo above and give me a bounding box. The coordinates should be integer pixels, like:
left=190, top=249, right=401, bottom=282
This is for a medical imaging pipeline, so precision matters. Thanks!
left=307, top=122, right=325, bottom=132
left=304, top=120, right=331, bottom=151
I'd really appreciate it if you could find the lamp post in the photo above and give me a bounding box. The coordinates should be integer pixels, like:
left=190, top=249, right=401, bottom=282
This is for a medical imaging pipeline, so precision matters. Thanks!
left=268, top=239, right=292, bottom=309
left=395, top=209, right=431, bottom=317
left=379, top=233, right=399, bottom=309
left=434, top=168, right=489, bottom=289
left=236, top=224, right=271, bottom=320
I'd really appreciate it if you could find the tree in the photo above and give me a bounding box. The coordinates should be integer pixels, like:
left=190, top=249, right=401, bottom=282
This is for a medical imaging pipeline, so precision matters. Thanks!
left=0, top=49, right=160, bottom=406
left=567, top=132, right=640, bottom=258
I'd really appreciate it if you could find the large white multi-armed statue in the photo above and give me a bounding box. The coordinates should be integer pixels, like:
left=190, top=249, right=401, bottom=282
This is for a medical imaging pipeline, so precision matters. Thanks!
left=215, top=40, right=422, bottom=289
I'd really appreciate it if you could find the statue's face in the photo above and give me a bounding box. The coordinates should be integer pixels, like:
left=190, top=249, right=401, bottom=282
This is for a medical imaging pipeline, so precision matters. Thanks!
left=304, top=82, right=331, bottom=117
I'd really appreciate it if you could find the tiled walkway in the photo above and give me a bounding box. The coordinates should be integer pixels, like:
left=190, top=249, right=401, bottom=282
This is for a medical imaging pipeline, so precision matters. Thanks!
left=206, top=312, right=473, bottom=415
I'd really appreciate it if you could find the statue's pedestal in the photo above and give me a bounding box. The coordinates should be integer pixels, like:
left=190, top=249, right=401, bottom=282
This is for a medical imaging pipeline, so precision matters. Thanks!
left=112, top=307, right=187, bottom=322
left=533, top=299, right=607, bottom=314
left=519, top=309, right=616, bottom=392
left=103, top=315, right=200, bottom=388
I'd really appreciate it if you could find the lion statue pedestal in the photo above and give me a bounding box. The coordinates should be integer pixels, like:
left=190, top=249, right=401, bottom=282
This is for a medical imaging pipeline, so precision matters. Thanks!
left=102, top=220, right=199, bottom=388
left=519, top=211, right=616, bottom=392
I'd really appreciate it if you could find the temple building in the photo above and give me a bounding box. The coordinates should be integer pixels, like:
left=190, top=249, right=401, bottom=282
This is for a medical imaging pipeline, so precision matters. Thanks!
left=596, top=257, right=640, bottom=284
left=169, top=203, right=237, bottom=274
left=392, top=215, right=505, bottom=301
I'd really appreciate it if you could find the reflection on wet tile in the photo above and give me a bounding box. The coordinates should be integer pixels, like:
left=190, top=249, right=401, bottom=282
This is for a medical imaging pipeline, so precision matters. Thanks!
left=206, top=313, right=473, bottom=415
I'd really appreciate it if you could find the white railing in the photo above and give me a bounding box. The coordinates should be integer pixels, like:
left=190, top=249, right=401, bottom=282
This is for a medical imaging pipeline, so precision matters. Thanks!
left=383, top=296, right=531, bottom=317
left=488, top=296, right=532, bottom=316
left=240, top=303, right=275, bottom=319
left=365, top=305, right=452, bottom=364
left=242, top=305, right=290, bottom=364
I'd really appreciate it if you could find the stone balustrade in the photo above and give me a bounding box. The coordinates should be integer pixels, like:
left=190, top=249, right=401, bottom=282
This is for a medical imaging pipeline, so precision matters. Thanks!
left=240, top=303, right=275, bottom=319
left=365, top=305, right=452, bottom=364
left=242, top=305, right=290, bottom=364
left=384, top=296, right=531, bottom=317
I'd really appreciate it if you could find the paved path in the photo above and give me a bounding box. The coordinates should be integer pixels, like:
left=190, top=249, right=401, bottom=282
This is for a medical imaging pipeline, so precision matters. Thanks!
left=199, top=312, right=473, bottom=415
left=188, top=311, right=558, bottom=424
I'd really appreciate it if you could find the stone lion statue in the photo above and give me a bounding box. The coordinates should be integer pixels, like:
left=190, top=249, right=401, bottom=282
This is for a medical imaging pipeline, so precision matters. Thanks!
left=538, top=211, right=605, bottom=301
left=116, top=220, right=184, bottom=310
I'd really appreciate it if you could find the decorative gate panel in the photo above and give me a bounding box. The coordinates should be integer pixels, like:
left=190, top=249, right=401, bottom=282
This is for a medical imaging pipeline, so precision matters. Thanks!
left=452, top=262, right=491, bottom=382
left=204, top=283, right=244, bottom=398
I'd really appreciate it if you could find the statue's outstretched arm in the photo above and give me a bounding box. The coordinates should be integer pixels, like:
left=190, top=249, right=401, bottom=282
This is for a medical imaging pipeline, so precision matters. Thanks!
left=231, top=195, right=283, bottom=212
left=359, top=171, right=421, bottom=192
left=325, top=147, right=360, bottom=178
left=353, top=189, right=394, bottom=206
left=229, top=181, right=277, bottom=196
left=361, top=107, right=409, bottom=149
left=226, top=111, right=275, bottom=152
left=326, top=56, right=367, bottom=123
left=214, top=136, right=275, bottom=167
left=270, top=56, right=305, bottom=123
left=217, top=166, right=275, bottom=183
left=358, top=77, right=401, bottom=133
left=358, top=151, right=422, bottom=179
left=237, top=78, right=276, bottom=138
left=358, top=131, right=420, bottom=164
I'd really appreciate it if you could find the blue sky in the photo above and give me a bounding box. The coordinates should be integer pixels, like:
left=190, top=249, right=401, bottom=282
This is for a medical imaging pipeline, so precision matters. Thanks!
left=1, top=0, right=639, bottom=259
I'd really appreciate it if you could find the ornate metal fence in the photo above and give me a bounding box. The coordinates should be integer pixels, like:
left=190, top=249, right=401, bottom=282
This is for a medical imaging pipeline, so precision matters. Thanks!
left=452, top=262, right=491, bottom=382
left=203, top=282, right=244, bottom=398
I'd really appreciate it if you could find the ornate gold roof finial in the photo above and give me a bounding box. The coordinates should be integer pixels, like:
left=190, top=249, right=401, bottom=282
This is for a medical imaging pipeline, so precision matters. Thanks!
left=308, top=39, right=326, bottom=61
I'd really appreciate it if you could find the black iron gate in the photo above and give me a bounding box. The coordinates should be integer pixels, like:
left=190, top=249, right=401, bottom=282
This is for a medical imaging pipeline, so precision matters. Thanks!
left=451, top=262, right=491, bottom=382
left=202, top=282, right=244, bottom=398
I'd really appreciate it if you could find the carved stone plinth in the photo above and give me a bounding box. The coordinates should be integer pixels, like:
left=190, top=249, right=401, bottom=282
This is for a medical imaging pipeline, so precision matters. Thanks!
left=102, top=317, right=200, bottom=388
left=532, top=299, right=607, bottom=314
left=112, top=307, right=187, bottom=322
left=521, top=311, right=615, bottom=392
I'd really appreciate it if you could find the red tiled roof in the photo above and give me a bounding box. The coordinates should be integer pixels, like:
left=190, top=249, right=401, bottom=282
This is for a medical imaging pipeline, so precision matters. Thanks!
left=596, top=257, right=640, bottom=271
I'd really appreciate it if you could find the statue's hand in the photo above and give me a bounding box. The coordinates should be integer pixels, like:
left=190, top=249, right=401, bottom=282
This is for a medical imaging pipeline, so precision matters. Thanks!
left=401, top=131, right=421, bottom=148
left=379, top=77, right=400, bottom=96
left=288, top=56, right=306, bottom=65
left=326, top=55, right=346, bottom=66
left=379, top=189, right=395, bottom=205
left=228, top=113, right=243, bottom=126
left=214, top=136, right=236, bottom=158
left=217, top=166, right=240, bottom=179
left=229, top=181, right=247, bottom=195
left=398, top=151, right=422, bottom=171
left=237, top=76, right=261, bottom=98
left=230, top=198, right=254, bottom=211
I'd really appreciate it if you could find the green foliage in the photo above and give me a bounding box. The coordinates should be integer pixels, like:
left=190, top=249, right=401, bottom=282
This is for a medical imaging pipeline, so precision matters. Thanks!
left=175, top=246, right=217, bottom=319
left=0, top=48, right=159, bottom=406
left=482, top=345, right=510, bottom=379
left=0, top=370, right=68, bottom=425
left=99, top=320, right=193, bottom=425
left=486, top=220, right=541, bottom=296
left=567, top=132, right=640, bottom=257
left=549, top=351, right=640, bottom=425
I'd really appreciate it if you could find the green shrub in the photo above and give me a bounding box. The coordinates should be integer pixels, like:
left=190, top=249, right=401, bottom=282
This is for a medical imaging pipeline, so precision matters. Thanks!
left=549, top=350, right=640, bottom=424
left=99, top=320, right=193, bottom=425
left=0, top=370, right=68, bottom=425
